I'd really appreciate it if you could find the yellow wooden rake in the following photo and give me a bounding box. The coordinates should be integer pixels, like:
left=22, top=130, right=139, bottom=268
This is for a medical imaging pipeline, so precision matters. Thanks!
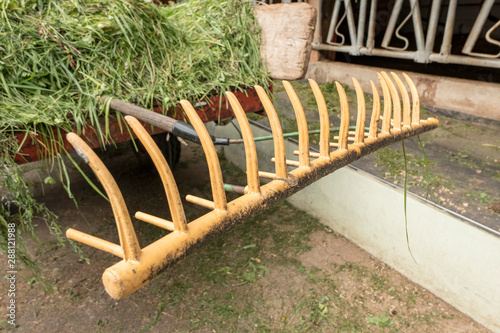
left=66, top=72, right=438, bottom=299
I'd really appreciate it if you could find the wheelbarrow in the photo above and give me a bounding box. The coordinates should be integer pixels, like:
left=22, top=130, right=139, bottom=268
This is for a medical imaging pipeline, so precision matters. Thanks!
left=64, top=72, right=438, bottom=299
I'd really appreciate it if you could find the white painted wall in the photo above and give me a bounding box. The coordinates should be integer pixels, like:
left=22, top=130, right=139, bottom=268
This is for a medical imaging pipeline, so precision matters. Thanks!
left=208, top=121, right=500, bottom=332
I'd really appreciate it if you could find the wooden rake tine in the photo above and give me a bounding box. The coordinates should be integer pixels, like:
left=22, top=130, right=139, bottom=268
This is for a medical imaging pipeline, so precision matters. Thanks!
left=381, top=71, right=402, bottom=132
left=378, top=73, right=392, bottom=135
left=352, top=78, right=367, bottom=145
left=283, top=81, right=311, bottom=168
left=226, top=92, right=261, bottom=194
left=308, top=79, right=331, bottom=159
left=66, top=133, right=142, bottom=262
left=391, top=72, right=412, bottom=128
left=254, top=85, right=288, bottom=180
left=180, top=100, right=228, bottom=211
left=368, top=80, right=381, bottom=138
left=402, top=73, right=421, bottom=125
left=332, top=82, right=350, bottom=151
left=125, top=116, right=188, bottom=233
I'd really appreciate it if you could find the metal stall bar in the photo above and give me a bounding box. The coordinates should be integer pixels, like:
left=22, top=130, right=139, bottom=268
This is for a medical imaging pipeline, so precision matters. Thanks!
left=313, top=0, right=500, bottom=68
left=462, top=0, right=499, bottom=58
left=425, top=0, right=442, bottom=55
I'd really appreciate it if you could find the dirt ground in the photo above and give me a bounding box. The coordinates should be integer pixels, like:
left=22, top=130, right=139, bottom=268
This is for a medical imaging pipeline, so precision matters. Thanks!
left=0, top=139, right=491, bottom=332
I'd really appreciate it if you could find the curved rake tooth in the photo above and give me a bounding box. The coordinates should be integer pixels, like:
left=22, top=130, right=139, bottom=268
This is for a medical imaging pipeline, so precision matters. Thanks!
left=381, top=71, right=401, bottom=132
left=254, top=85, right=287, bottom=179
left=180, top=100, right=227, bottom=211
left=66, top=133, right=141, bottom=262
left=391, top=72, right=411, bottom=128
left=402, top=73, right=421, bottom=125
left=368, top=80, right=381, bottom=138
left=308, top=79, right=331, bottom=159
left=377, top=73, right=392, bottom=134
left=226, top=92, right=260, bottom=194
left=352, top=78, right=366, bottom=144
left=125, top=116, right=188, bottom=233
left=334, top=82, right=350, bottom=150
left=282, top=81, right=310, bottom=168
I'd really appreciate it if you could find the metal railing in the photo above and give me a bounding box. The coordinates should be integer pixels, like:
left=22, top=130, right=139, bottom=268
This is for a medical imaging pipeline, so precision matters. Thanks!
left=313, top=0, right=500, bottom=68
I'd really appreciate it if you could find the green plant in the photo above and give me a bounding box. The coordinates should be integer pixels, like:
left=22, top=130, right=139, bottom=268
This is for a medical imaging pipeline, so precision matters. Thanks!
left=367, top=312, right=393, bottom=330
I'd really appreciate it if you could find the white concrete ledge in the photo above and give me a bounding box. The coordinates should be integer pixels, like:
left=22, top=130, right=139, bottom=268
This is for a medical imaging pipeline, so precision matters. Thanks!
left=306, top=61, right=500, bottom=121
left=208, top=121, right=500, bottom=332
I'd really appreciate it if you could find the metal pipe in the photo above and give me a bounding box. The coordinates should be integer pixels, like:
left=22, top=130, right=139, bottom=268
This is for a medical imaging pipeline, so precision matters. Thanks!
left=366, top=0, right=378, bottom=51
left=382, top=0, right=404, bottom=49
left=311, top=0, right=323, bottom=46
left=465, top=19, right=500, bottom=58
left=327, top=0, right=342, bottom=44
left=462, top=0, right=495, bottom=55
left=355, top=0, right=368, bottom=55
left=425, top=0, right=442, bottom=54
left=314, top=43, right=419, bottom=60
left=429, top=53, right=500, bottom=68
left=313, top=43, right=500, bottom=68
left=439, top=0, right=458, bottom=56
left=409, top=0, right=427, bottom=62
left=223, top=183, right=246, bottom=194
left=345, top=0, right=358, bottom=53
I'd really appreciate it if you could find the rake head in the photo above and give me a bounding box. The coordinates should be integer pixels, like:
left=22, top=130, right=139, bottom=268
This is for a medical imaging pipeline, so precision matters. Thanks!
left=66, top=72, right=438, bottom=299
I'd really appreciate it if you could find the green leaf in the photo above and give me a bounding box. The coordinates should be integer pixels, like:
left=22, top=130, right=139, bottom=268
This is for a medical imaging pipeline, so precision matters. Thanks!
left=44, top=176, right=56, bottom=185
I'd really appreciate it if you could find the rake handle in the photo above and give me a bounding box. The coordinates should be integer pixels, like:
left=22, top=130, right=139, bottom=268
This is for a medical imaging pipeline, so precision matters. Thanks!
left=100, top=96, right=229, bottom=145
left=103, top=96, right=177, bottom=132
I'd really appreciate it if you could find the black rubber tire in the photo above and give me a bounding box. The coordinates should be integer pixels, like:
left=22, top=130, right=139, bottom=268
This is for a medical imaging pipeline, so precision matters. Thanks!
left=132, top=132, right=181, bottom=169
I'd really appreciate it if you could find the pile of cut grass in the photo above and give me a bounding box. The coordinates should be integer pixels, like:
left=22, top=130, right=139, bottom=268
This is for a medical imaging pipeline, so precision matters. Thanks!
left=0, top=0, right=270, bottom=270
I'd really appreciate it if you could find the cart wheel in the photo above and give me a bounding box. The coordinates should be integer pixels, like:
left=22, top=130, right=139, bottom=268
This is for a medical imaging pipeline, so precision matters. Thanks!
left=133, top=132, right=181, bottom=169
